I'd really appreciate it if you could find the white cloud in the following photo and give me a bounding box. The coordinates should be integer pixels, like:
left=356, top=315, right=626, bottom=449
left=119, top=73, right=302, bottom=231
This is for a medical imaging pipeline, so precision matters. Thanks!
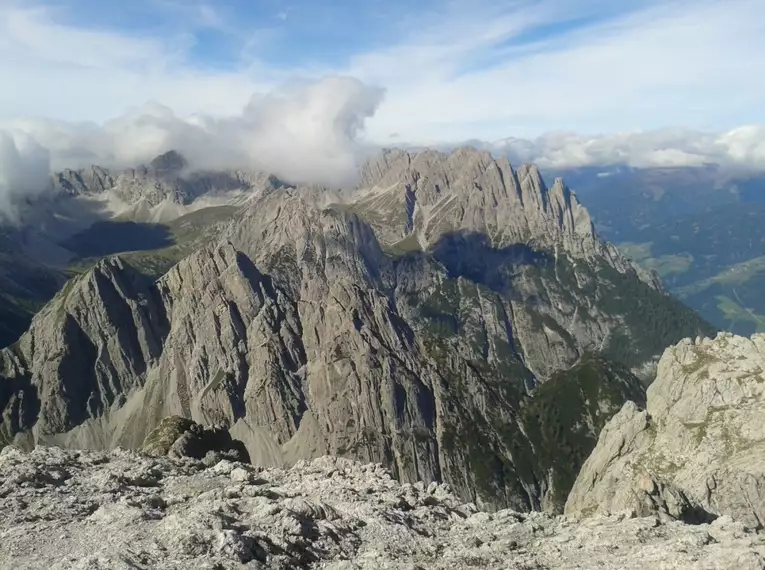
left=3, top=0, right=764, bottom=142
left=0, top=2, right=277, bottom=121
left=354, top=0, right=765, bottom=143
left=0, top=131, right=51, bottom=220
left=0, top=0, right=385, bottom=218
left=489, top=126, right=765, bottom=169
left=0, top=0, right=764, bottom=216
left=1, top=76, right=384, bottom=202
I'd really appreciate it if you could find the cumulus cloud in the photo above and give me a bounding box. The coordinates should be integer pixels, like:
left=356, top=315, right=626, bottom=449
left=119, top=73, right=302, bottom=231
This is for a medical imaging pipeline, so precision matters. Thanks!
left=0, top=131, right=51, bottom=220
left=490, top=127, right=765, bottom=170
left=0, top=76, right=384, bottom=216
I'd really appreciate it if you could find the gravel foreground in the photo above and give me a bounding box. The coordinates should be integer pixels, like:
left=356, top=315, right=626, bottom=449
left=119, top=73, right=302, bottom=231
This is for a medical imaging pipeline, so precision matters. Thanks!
left=1, top=446, right=764, bottom=569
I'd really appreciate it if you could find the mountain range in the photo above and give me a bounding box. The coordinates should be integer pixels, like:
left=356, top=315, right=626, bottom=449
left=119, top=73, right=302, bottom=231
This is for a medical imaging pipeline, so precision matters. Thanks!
left=0, top=148, right=712, bottom=512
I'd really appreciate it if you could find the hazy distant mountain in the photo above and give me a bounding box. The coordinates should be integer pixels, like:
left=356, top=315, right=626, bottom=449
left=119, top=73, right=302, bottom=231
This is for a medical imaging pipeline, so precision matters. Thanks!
left=0, top=153, right=291, bottom=347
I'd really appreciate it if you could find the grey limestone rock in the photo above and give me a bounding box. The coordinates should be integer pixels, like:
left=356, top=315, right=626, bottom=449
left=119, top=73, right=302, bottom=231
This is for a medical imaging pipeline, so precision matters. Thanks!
left=356, top=147, right=660, bottom=287
left=1, top=447, right=764, bottom=570
left=566, top=333, right=765, bottom=529
left=0, top=149, right=712, bottom=512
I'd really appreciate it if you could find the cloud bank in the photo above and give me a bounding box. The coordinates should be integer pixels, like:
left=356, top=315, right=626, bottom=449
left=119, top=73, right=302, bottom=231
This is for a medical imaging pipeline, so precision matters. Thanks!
left=3, top=85, right=765, bottom=221
left=491, top=127, right=765, bottom=170
left=0, top=76, right=384, bottom=217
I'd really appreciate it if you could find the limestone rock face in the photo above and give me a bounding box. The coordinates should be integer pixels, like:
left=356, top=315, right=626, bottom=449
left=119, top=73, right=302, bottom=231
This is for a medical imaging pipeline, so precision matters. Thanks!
left=358, top=148, right=595, bottom=243
left=566, top=333, right=765, bottom=529
left=1, top=447, right=764, bottom=570
left=356, top=147, right=659, bottom=287
left=0, top=150, right=712, bottom=511
left=52, top=150, right=270, bottom=208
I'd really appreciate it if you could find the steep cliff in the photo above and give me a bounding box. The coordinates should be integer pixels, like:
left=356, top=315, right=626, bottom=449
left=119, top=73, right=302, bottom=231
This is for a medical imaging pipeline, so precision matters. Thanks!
left=0, top=149, right=712, bottom=510
left=566, top=333, right=765, bottom=529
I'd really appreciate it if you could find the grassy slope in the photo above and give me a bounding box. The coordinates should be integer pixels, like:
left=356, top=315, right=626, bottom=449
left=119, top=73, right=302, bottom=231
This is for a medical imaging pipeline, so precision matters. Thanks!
left=66, top=206, right=239, bottom=279
left=617, top=238, right=765, bottom=335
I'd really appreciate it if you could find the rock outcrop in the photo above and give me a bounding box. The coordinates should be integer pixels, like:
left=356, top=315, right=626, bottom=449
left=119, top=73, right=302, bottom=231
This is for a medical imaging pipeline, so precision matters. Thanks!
left=566, top=333, right=765, bottom=529
left=0, top=150, right=713, bottom=511
left=141, top=416, right=250, bottom=465
left=2, top=446, right=764, bottom=570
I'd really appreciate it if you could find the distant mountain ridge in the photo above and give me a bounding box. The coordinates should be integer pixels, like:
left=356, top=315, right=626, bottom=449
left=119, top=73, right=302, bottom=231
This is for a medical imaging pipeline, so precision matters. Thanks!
left=49, top=153, right=272, bottom=225
left=0, top=152, right=285, bottom=347
left=0, top=147, right=661, bottom=348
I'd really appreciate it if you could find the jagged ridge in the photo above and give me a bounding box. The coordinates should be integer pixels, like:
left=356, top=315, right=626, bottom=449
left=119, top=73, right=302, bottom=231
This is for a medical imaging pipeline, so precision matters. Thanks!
left=355, top=147, right=658, bottom=287
left=0, top=149, right=713, bottom=512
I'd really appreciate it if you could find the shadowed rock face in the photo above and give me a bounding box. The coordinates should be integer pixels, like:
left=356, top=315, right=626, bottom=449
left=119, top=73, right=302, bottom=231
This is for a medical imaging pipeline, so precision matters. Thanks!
left=566, top=333, right=765, bottom=529
left=150, top=150, right=189, bottom=175
left=0, top=148, right=712, bottom=511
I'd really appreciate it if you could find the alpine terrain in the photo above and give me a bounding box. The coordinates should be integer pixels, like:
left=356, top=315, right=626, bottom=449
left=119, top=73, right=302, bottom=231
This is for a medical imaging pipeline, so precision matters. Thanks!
left=4, top=332, right=765, bottom=568
left=0, top=148, right=713, bottom=514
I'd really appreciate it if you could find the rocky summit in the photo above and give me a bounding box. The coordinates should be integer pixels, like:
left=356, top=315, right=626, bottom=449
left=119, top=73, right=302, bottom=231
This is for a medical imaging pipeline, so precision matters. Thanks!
left=2, top=446, right=764, bottom=570
left=566, top=333, right=765, bottom=528
left=0, top=148, right=713, bottom=512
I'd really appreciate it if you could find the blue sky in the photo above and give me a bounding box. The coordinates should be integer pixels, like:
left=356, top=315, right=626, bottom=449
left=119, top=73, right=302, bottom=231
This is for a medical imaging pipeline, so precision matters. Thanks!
left=0, top=0, right=763, bottom=145
left=38, top=0, right=627, bottom=75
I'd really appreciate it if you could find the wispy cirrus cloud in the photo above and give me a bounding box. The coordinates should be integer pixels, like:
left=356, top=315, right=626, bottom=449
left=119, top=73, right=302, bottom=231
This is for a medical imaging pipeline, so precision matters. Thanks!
left=2, top=0, right=763, bottom=137
left=353, top=0, right=765, bottom=143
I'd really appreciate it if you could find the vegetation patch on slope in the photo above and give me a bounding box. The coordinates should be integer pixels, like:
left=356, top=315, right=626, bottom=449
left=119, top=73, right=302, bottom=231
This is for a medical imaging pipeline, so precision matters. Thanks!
left=519, top=354, right=646, bottom=508
left=66, top=206, right=239, bottom=279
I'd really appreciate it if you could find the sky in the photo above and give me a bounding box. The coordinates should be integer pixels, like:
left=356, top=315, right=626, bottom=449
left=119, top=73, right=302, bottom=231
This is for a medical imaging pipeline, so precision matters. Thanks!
left=0, top=0, right=764, bottom=203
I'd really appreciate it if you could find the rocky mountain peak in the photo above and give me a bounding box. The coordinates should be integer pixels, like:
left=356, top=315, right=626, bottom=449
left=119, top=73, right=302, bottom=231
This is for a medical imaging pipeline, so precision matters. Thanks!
left=353, top=148, right=647, bottom=286
left=566, top=332, right=765, bottom=528
left=149, top=150, right=188, bottom=176
left=0, top=145, right=713, bottom=512
left=53, top=165, right=115, bottom=196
